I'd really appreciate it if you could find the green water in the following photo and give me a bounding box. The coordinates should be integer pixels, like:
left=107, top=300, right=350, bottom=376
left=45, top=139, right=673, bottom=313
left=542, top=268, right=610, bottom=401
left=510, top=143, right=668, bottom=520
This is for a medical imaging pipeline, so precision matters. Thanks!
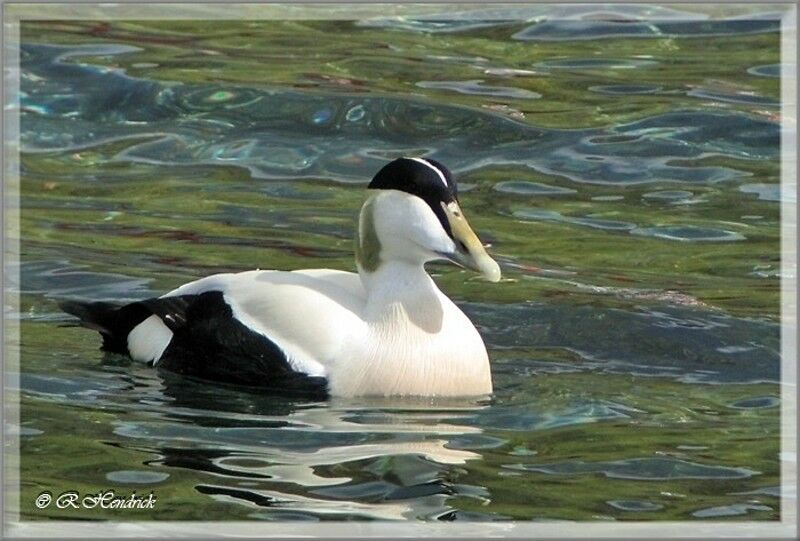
left=13, top=9, right=785, bottom=522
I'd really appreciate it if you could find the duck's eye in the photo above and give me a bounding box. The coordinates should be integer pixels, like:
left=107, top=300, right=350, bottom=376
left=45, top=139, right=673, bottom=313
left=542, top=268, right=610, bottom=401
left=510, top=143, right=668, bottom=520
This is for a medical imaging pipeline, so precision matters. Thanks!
left=446, top=201, right=462, bottom=218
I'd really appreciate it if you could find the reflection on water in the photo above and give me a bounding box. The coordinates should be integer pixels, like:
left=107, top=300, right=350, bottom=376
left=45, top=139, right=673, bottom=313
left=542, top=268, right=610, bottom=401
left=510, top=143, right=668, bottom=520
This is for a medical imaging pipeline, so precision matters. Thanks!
left=505, top=458, right=757, bottom=480
left=22, top=366, right=493, bottom=519
left=359, top=5, right=781, bottom=38
left=417, top=79, right=542, bottom=99
left=513, top=18, right=780, bottom=42
left=15, top=346, right=781, bottom=520
left=20, top=44, right=778, bottom=186
left=494, top=181, right=576, bottom=196
left=630, top=226, right=746, bottom=242
left=14, top=9, right=784, bottom=522
left=687, top=88, right=779, bottom=107
left=589, top=85, right=662, bottom=95
left=747, top=64, right=781, bottom=78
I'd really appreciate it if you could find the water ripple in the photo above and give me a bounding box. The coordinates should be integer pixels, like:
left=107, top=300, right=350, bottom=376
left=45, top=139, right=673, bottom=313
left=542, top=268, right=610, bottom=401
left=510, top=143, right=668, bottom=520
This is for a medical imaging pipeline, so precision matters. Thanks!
left=535, top=58, right=658, bottom=70
left=747, top=64, right=781, bottom=78
left=20, top=44, right=778, bottom=187
left=687, top=88, right=779, bottom=107
left=494, top=181, right=576, bottom=196
left=631, top=226, right=745, bottom=242
left=514, top=18, right=780, bottom=42
left=590, top=84, right=662, bottom=95
left=691, top=503, right=772, bottom=518
left=358, top=6, right=743, bottom=36
left=466, top=303, right=779, bottom=384
left=607, top=500, right=663, bottom=512
left=505, top=457, right=758, bottom=480
left=513, top=209, right=636, bottom=231
left=416, top=80, right=541, bottom=99
left=739, top=183, right=784, bottom=202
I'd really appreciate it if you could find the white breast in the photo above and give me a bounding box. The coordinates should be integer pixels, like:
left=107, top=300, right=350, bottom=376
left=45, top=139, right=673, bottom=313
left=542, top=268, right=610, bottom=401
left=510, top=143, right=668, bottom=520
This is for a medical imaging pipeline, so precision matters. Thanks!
left=328, top=287, right=493, bottom=398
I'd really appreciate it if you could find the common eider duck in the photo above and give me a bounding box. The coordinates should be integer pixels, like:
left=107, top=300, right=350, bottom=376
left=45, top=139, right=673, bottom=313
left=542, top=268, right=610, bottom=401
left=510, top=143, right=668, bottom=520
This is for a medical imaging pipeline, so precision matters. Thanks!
left=61, top=157, right=502, bottom=398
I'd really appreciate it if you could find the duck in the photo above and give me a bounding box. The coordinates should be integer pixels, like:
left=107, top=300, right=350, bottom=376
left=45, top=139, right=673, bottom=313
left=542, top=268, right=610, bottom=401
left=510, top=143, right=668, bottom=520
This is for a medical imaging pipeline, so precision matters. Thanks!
left=60, top=157, right=502, bottom=398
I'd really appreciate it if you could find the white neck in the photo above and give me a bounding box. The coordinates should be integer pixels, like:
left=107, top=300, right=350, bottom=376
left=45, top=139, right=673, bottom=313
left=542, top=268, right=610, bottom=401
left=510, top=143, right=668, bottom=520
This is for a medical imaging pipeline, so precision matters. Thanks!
left=332, top=258, right=491, bottom=397
left=358, top=260, right=444, bottom=334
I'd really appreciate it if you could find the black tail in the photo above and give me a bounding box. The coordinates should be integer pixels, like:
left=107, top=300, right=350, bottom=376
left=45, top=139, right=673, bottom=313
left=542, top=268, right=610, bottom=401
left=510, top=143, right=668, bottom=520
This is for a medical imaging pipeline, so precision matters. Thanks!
left=59, top=300, right=152, bottom=355
left=60, top=294, right=328, bottom=396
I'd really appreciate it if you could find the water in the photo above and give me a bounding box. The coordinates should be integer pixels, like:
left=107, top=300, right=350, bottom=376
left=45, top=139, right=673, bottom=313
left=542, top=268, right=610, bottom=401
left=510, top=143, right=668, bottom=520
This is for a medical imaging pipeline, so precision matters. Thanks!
left=12, top=11, right=784, bottom=522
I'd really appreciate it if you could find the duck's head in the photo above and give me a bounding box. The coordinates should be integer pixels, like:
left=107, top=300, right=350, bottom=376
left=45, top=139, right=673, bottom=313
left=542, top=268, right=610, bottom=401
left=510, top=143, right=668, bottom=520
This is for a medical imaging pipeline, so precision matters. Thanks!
left=355, top=157, right=501, bottom=282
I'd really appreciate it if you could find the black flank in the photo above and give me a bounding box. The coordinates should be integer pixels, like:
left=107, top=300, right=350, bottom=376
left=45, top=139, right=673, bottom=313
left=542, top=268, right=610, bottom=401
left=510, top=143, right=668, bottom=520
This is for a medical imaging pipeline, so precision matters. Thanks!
left=60, top=292, right=328, bottom=397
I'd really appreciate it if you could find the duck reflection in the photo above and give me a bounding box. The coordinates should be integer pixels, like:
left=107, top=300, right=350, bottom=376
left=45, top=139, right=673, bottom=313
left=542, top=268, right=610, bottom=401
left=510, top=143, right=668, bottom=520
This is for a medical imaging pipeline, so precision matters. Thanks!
left=116, top=368, right=498, bottom=520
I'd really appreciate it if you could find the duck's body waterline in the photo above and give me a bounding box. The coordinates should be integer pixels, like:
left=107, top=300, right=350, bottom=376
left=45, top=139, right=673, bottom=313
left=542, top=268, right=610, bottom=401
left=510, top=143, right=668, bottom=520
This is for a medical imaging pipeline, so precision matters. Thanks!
left=61, top=158, right=500, bottom=397
left=150, top=262, right=492, bottom=397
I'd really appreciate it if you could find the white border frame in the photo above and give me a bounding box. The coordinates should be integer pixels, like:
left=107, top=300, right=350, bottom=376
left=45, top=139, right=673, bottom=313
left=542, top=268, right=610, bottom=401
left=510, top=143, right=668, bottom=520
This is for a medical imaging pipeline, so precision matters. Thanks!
left=1, top=2, right=797, bottom=538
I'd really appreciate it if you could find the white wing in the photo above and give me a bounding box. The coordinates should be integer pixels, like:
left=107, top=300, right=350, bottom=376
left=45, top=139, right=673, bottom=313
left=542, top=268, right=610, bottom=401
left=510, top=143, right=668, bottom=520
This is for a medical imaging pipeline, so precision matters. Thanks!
left=159, top=269, right=367, bottom=376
